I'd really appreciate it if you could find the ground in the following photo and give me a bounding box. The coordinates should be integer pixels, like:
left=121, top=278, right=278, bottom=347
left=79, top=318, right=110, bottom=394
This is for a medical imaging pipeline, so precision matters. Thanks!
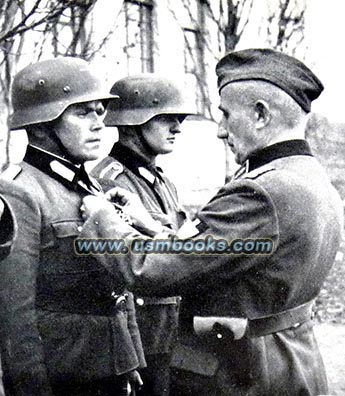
left=314, top=238, right=345, bottom=395
left=315, top=324, right=345, bottom=395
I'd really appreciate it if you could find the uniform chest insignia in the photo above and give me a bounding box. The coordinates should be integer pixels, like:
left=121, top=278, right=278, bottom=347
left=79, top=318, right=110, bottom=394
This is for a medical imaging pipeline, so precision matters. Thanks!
left=138, top=167, right=155, bottom=184
left=243, top=164, right=275, bottom=180
left=50, top=160, right=75, bottom=181
left=0, top=164, right=22, bottom=180
left=99, top=160, right=123, bottom=180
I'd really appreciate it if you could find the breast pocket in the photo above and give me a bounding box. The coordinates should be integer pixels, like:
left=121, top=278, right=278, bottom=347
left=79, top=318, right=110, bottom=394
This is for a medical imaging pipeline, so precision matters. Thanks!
left=41, top=219, right=103, bottom=274
left=39, top=219, right=113, bottom=302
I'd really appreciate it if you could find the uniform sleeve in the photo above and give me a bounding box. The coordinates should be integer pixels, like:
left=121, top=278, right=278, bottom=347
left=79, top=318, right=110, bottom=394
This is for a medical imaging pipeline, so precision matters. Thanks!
left=125, top=292, right=146, bottom=368
left=80, top=179, right=279, bottom=295
left=0, top=184, right=53, bottom=396
left=0, top=195, right=17, bottom=261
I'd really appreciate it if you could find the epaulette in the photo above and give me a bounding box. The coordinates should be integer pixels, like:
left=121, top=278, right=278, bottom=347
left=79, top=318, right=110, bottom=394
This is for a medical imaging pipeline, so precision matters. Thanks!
left=243, top=164, right=275, bottom=180
left=93, top=157, right=124, bottom=180
left=0, top=164, right=22, bottom=181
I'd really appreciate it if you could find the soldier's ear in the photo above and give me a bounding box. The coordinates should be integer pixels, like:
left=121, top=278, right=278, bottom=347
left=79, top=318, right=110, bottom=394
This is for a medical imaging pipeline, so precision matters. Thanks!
left=254, top=100, right=271, bottom=129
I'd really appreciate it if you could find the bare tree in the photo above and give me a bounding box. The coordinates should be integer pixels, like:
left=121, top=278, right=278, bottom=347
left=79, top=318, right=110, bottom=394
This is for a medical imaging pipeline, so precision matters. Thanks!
left=0, top=1, right=99, bottom=101
left=264, top=0, right=307, bottom=56
left=223, top=0, right=254, bottom=51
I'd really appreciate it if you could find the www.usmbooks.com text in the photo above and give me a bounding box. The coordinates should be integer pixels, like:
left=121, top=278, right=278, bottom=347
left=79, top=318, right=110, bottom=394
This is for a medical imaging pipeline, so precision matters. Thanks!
left=74, top=235, right=274, bottom=255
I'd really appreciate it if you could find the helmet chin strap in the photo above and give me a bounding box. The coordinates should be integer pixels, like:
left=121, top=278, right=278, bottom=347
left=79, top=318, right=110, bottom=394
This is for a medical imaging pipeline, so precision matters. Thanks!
left=135, top=125, right=158, bottom=164
left=121, top=125, right=157, bottom=166
left=46, top=123, right=81, bottom=164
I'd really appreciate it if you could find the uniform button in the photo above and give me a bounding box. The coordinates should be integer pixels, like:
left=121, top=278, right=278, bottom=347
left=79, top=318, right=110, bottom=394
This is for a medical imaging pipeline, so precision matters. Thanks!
left=216, top=333, right=223, bottom=339
left=77, top=226, right=83, bottom=232
left=136, top=298, right=144, bottom=306
left=94, top=220, right=99, bottom=225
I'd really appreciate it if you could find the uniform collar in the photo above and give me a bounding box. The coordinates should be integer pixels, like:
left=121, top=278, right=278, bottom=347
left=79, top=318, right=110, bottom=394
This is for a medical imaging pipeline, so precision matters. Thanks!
left=110, top=143, right=164, bottom=183
left=246, top=139, right=312, bottom=172
left=24, top=145, right=102, bottom=194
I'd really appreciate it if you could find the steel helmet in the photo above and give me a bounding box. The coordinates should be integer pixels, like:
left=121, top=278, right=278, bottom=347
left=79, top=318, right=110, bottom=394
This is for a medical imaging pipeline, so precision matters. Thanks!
left=10, top=57, right=117, bottom=130
left=104, top=74, right=196, bottom=126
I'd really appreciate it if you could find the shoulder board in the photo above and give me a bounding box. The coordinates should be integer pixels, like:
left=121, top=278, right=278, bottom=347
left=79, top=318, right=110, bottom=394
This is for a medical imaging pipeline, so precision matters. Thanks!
left=93, top=157, right=124, bottom=180
left=0, top=164, right=22, bottom=181
left=243, top=164, right=275, bottom=180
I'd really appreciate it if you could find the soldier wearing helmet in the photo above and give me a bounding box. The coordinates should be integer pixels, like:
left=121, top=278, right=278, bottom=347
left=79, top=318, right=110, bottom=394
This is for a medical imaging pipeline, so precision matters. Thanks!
left=0, top=58, right=145, bottom=396
left=91, top=74, right=196, bottom=396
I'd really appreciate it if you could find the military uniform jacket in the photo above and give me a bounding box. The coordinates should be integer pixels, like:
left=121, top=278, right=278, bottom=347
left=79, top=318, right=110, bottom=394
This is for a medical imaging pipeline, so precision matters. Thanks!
left=0, top=181, right=17, bottom=396
left=0, top=182, right=17, bottom=261
left=82, top=140, right=344, bottom=396
left=0, top=145, right=145, bottom=396
left=91, top=144, right=186, bottom=355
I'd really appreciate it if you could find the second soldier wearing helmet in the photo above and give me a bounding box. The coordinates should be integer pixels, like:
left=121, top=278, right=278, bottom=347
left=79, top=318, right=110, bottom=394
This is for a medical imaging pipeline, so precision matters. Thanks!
left=91, top=74, right=195, bottom=396
left=0, top=58, right=146, bottom=396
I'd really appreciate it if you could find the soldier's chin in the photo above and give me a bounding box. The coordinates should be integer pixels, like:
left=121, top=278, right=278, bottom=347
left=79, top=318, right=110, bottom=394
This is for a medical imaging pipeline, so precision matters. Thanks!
left=87, top=152, right=101, bottom=161
left=75, top=151, right=100, bottom=163
left=159, top=146, right=174, bottom=155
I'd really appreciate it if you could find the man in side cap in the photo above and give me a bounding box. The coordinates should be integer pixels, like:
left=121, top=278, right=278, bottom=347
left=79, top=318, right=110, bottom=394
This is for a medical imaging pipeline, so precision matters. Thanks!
left=79, top=49, right=343, bottom=395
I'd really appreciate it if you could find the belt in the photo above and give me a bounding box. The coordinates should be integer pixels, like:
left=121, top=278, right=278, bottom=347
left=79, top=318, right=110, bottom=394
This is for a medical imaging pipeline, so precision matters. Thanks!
left=247, top=300, right=314, bottom=337
left=36, top=293, right=129, bottom=316
left=193, top=300, right=314, bottom=340
left=135, top=296, right=181, bottom=306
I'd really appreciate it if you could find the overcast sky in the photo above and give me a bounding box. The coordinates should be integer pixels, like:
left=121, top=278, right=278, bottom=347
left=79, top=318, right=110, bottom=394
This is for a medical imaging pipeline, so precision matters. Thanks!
left=305, top=1, right=345, bottom=122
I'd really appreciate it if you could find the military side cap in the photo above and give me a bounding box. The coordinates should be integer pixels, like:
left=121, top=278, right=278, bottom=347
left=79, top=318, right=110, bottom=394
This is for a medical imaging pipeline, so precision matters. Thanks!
left=216, top=48, right=323, bottom=112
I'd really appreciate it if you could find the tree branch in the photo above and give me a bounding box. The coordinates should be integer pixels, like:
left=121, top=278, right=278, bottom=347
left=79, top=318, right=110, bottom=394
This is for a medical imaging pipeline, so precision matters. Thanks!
left=0, top=1, right=71, bottom=43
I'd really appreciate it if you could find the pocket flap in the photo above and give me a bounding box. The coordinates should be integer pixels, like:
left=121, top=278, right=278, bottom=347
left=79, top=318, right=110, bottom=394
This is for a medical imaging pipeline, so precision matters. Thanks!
left=51, top=220, right=83, bottom=238
left=170, top=343, right=219, bottom=377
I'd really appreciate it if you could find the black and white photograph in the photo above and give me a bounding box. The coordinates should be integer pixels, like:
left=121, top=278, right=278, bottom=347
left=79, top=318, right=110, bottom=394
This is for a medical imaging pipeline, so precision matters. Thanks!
left=0, top=1, right=344, bottom=395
